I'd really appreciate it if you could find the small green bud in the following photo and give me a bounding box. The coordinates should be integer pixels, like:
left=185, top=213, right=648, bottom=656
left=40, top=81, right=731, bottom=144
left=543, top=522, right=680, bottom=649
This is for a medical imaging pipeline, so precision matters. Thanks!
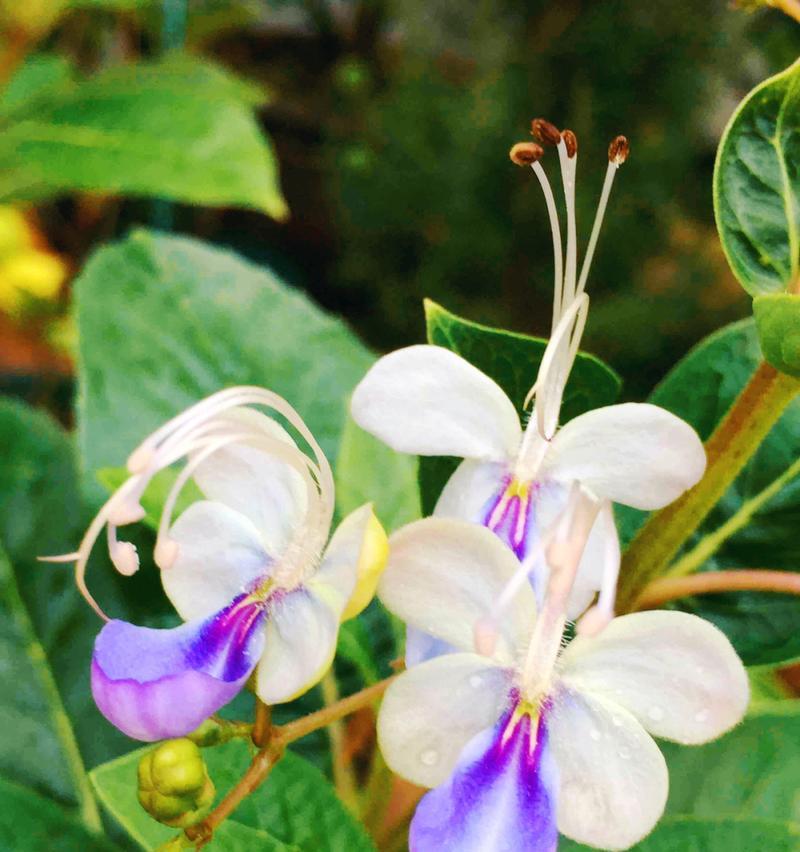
left=753, top=292, right=800, bottom=378
left=187, top=718, right=225, bottom=747
left=137, top=739, right=215, bottom=828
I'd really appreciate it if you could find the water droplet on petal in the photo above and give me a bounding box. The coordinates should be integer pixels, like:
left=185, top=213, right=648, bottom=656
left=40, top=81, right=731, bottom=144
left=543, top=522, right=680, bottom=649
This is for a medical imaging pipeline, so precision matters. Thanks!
left=647, top=706, right=664, bottom=722
left=694, top=708, right=710, bottom=723
left=469, top=674, right=483, bottom=689
left=618, top=746, right=631, bottom=760
left=589, top=728, right=601, bottom=742
left=420, top=749, right=439, bottom=767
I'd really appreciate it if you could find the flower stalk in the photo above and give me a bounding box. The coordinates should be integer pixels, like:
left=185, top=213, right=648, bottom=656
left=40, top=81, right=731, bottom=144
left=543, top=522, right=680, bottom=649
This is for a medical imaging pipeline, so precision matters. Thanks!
left=634, top=569, right=800, bottom=610
left=160, top=675, right=399, bottom=850
left=617, top=361, right=800, bottom=612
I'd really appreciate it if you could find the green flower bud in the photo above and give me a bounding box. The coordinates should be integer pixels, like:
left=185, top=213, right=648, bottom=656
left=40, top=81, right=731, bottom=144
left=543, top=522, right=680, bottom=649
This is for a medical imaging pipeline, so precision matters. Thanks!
left=753, top=293, right=800, bottom=378
left=137, top=739, right=215, bottom=828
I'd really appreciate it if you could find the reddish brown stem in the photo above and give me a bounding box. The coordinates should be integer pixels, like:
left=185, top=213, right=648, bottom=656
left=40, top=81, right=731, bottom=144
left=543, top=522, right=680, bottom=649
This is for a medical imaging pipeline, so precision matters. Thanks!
left=634, top=569, right=800, bottom=610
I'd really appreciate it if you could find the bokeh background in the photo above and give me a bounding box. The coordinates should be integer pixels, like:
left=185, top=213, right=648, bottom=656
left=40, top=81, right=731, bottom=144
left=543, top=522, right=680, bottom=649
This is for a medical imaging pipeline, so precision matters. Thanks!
left=2, top=0, right=799, bottom=413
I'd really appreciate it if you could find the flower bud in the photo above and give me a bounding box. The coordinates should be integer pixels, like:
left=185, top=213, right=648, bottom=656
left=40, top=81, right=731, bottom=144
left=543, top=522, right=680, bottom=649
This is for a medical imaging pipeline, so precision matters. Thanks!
left=137, top=739, right=215, bottom=828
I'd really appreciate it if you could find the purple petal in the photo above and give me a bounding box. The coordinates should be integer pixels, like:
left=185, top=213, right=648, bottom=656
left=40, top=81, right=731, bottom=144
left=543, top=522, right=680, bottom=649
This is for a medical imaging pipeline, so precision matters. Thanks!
left=481, top=477, right=539, bottom=562
left=92, top=594, right=266, bottom=741
left=410, top=706, right=558, bottom=852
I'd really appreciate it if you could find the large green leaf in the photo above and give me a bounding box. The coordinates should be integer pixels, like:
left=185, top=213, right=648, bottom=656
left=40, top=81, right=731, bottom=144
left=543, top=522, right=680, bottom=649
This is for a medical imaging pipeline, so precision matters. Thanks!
left=75, top=230, right=379, bottom=498
left=91, top=740, right=376, bottom=851
left=714, top=59, right=800, bottom=295
left=618, top=320, right=800, bottom=665
left=0, top=775, right=120, bottom=851
left=419, top=299, right=623, bottom=513
left=0, top=398, right=155, bottom=797
left=0, top=542, right=95, bottom=820
left=0, top=53, right=286, bottom=217
left=562, top=816, right=799, bottom=852
left=663, top=702, right=800, bottom=824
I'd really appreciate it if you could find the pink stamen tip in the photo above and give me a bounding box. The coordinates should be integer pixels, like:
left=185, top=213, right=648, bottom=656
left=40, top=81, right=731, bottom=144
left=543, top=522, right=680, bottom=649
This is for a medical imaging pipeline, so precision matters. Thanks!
left=108, top=501, right=146, bottom=526
left=126, top=445, right=155, bottom=473
left=154, top=537, right=179, bottom=570
left=474, top=617, right=499, bottom=657
left=576, top=605, right=613, bottom=637
left=110, top=541, right=139, bottom=576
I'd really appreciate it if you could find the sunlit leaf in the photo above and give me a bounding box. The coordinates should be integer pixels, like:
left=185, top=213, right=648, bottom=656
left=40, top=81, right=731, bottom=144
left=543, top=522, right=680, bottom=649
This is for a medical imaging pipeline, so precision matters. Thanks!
left=0, top=53, right=287, bottom=217
left=714, top=58, right=800, bottom=295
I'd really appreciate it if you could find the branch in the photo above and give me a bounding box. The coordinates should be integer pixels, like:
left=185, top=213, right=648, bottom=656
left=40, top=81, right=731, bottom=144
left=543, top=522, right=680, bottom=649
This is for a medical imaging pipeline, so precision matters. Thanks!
left=617, top=362, right=800, bottom=612
left=166, top=675, right=399, bottom=849
left=634, top=569, right=800, bottom=610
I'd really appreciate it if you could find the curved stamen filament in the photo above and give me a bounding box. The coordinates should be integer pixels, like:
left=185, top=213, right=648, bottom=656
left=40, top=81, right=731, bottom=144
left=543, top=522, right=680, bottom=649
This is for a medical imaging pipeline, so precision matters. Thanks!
left=557, top=139, right=578, bottom=310
left=45, top=386, right=335, bottom=621
left=576, top=160, right=620, bottom=299
left=531, top=161, right=565, bottom=331
left=520, top=486, right=600, bottom=700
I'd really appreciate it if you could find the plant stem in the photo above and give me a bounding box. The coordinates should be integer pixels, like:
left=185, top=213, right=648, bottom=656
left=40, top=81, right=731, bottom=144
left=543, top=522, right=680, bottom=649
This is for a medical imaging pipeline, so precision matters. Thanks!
left=634, top=569, right=800, bottom=610
left=277, top=675, right=398, bottom=747
left=617, top=362, right=800, bottom=612
left=665, top=455, right=800, bottom=579
left=168, top=675, right=398, bottom=849
left=321, top=671, right=359, bottom=810
left=252, top=700, right=272, bottom=748
left=770, top=0, right=800, bottom=24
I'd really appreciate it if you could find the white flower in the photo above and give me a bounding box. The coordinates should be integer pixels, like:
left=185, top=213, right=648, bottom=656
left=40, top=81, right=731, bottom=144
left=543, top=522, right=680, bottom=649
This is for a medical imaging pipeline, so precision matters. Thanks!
left=47, top=387, right=387, bottom=741
left=376, top=494, right=748, bottom=851
left=351, top=124, right=706, bottom=648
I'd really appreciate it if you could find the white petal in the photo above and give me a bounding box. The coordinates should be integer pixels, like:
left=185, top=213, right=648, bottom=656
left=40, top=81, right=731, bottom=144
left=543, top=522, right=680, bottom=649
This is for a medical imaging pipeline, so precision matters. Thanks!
left=312, top=504, right=388, bottom=621
left=434, top=459, right=508, bottom=522
left=255, top=588, right=339, bottom=704
left=377, top=653, right=513, bottom=788
left=559, top=611, right=749, bottom=745
left=379, top=518, right=537, bottom=663
left=351, top=345, right=521, bottom=461
left=163, top=501, right=270, bottom=621
left=545, top=403, right=706, bottom=510
left=548, top=685, right=668, bottom=850
left=192, top=408, right=307, bottom=553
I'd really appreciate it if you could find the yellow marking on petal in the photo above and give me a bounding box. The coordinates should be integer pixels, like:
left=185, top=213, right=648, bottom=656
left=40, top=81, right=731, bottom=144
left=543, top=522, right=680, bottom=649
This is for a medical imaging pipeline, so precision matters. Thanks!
left=342, top=509, right=388, bottom=620
left=506, top=478, right=530, bottom=500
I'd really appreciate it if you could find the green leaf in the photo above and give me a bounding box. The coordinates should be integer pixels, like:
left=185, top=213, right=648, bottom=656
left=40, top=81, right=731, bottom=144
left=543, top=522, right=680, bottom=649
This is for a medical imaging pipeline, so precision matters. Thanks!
left=619, top=320, right=800, bottom=665
left=663, top=702, right=800, bottom=824
left=0, top=775, right=120, bottom=851
left=335, top=415, right=420, bottom=532
left=753, top=292, right=800, bottom=376
left=91, top=740, right=376, bottom=851
left=0, top=397, right=152, bottom=804
left=76, top=230, right=378, bottom=500
left=419, top=299, right=622, bottom=513
left=0, top=53, right=287, bottom=217
left=714, top=58, right=800, bottom=295
left=0, top=54, right=74, bottom=116
left=562, top=816, right=800, bottom=851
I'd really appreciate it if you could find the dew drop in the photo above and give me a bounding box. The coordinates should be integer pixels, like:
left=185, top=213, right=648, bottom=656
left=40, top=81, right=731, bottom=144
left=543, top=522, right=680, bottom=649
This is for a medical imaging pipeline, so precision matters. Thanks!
left=589, top=728, right=601, bottom=742
left=647, top=706, right=664, bottom=722
left=420, top=749, right=439, bottom=767
left=694, top=709, right=710, bottom=724
left=469, top=674, right=483, bottom=689
left=618, top=746, right=631, bottom=760
left=611, top=716, right=623, bottom=727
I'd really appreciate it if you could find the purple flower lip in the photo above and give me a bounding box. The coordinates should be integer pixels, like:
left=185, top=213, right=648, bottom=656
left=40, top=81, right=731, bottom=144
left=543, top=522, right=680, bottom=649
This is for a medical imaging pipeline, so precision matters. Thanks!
left=410, top=703, right=558, bottom=852
left=91, top=594, right=267, bottom=742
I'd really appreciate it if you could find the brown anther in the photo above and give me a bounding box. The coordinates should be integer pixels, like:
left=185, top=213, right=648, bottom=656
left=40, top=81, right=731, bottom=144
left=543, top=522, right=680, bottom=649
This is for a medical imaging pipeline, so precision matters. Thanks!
left=509, top=142, right=544, bottom=167
left=530, top=118, right=561, bottom=146
left=562, top=129, right=577, bottom=158
left=608, top=135, right=629, bottom=165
